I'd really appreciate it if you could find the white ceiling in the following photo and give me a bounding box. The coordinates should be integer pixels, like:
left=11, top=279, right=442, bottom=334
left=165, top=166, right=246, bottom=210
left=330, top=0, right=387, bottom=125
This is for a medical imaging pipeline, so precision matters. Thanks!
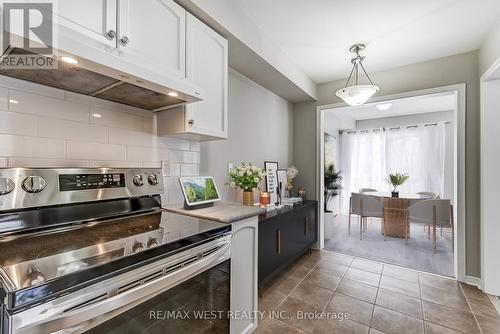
left=327, top=91, right=457, bottom=121
left=236, top=0, right=500, bottom=83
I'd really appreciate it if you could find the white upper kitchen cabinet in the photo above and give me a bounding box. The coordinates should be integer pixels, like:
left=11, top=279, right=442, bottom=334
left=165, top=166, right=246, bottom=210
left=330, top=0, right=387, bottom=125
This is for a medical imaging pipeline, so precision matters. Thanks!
left=118, top=0, right=186, bottom=79
left=157, top=14, right=228, bottom=140
left=54, top=0, right=118, bottom=48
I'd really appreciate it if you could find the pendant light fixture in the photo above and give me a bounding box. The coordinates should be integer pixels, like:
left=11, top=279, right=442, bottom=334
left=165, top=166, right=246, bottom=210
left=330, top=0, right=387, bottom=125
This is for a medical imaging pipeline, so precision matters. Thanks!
left=336, top=44, right=379, bottom=106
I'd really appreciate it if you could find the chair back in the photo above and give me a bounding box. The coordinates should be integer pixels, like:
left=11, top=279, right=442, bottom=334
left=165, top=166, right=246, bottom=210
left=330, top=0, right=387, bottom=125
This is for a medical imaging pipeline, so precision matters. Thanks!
left=416, top=192, right=439, bottom=199
left=360, top=188, right=378, bottom=194
left=408, top=199, right=451, bottom=226
left=351, top=193, right=384, bottom=218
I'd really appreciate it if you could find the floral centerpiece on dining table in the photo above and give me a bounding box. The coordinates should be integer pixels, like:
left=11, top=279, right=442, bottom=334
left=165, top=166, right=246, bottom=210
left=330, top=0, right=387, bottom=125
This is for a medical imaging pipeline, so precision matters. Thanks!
left=229, top=163, right=266, bottom=206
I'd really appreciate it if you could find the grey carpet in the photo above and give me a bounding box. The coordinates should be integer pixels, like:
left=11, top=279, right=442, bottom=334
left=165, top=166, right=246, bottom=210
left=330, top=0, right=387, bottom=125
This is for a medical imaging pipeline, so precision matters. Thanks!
left=324, top=214, right=454, bottom=277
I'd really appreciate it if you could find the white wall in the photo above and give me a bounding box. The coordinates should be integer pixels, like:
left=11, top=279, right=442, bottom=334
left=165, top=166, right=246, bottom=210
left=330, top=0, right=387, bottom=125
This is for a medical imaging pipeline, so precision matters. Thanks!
left=0, top=75, right=200, bottom=205
left=356, top=111, right=455, bottom=202
left=200, top=69, right=294, bottom=202
left=480, top=18, right=500, bottom=76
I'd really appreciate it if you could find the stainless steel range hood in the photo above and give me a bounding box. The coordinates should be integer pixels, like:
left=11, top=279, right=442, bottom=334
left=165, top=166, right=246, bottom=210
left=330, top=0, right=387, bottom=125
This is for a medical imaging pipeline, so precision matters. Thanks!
left=0, top=48, right=203, bottom=111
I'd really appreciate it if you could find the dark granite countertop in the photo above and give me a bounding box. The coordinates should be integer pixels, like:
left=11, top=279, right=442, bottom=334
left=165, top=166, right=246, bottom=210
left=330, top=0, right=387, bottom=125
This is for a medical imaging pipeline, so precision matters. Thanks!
left=259, top=200, right=318, bottom=223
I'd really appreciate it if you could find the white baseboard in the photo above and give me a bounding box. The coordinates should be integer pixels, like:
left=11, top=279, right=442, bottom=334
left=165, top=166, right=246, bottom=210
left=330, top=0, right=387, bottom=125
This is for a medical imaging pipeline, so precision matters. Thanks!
left=489, top=294, right=500, bottom=316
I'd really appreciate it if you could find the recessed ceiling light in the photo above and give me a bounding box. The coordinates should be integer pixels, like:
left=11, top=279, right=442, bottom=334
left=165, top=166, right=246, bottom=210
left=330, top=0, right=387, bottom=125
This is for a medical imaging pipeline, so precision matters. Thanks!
left=91, top=113, right=102, bottom=118
left=168, top=91, right=178, bottom=97
left=376, top=103, right=392, bottom=111
left=9, top=99, right=18, bottom=104
left=60, top=56, right=78, bottom=64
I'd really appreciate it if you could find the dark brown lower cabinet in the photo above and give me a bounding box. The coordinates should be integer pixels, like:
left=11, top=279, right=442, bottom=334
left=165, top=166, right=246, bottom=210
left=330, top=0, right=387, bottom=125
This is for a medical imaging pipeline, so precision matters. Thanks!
left=258, top=200, right=318, bottom=291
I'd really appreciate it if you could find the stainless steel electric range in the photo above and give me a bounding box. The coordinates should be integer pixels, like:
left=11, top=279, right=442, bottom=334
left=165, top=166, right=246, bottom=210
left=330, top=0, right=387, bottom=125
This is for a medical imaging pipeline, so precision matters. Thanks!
left=0, top=168, right=231, bottom=334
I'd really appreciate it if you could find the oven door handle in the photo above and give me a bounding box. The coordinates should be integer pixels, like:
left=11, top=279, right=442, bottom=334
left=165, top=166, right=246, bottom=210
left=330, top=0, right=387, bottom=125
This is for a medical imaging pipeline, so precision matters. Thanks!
left=14, top=241, right=230, bottom=334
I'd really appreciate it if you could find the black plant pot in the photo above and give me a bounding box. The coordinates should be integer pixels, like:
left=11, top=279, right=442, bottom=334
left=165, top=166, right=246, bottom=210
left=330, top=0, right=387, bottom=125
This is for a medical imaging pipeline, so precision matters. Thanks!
left=391, top=191, right=399, bottom=198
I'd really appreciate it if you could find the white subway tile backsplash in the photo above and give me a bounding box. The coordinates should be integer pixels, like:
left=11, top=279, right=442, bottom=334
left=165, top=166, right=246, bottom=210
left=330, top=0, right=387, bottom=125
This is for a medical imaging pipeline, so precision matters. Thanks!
left=0, top=75, right=65, bottom=99
left=127, top=146, right=169, bottom=162
left=190, top=141, right=200, bottom=152
left=0, top=157, right=7, bottom=167
left=170, top=150, right=199, bottom=164
left=90, top=107, right=143, bottom=131
left=10, top=90, right=90, bottom=122
left=0, top=134, right=65, bottom=158
left=0, top=111, right=38, bottom=136
left=142, top=161, right=162, bottom=168
left=109, top=128, right=162, bottom=148
left=167, top=189, right=184, bottom=205
left=164, top=177, right=180, bottom=190
left=142, top=118, right=155, bottom=133
left=89, top=160, right=141, bottom=168
left=164, top=162, right=181, bottom=177
left=39, top=117, right=108, bottom=143
left=66, top=141, right=126, bottom=161
left=181, top=163, right=199, bottom=176
left=8, top=157, right=89, bottom=168
left=0, top=87, right=8, bottom=110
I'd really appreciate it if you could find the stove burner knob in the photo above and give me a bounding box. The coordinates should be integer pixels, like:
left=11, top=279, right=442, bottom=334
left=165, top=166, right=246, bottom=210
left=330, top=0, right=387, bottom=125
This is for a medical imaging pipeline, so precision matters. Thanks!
left=133, top=175, right=144, bottom=187
left=132, top=242, right=145, bottom=253
left=147, top=174, right=158, bottom=186
left=22, top=176, right=47, bottom=193
left=0, top=177, right=15, bottom=195
left=147, top=238, right=160, bottom=248
left=23, top=268, right=45, bottom=288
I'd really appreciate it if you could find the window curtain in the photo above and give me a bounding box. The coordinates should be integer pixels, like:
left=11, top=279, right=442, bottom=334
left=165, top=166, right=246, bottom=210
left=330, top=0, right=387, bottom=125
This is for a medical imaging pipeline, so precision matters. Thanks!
left=339, top=124, right=446, bottom=214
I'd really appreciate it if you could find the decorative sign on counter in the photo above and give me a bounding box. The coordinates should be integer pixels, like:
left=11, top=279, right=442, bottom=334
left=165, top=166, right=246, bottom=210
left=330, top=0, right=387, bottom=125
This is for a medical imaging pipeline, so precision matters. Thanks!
left=264, top=161, right=279, bottom=205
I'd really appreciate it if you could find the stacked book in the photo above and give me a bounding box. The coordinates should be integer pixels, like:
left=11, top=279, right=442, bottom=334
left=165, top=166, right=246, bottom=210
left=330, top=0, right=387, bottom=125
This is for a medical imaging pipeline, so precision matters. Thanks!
left=283, top=197, right=303, bottom=207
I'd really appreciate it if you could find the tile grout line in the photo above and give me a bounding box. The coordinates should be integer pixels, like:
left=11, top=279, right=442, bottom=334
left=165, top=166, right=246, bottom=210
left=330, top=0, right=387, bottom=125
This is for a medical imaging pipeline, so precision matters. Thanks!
left=458, top=282, right=484, bottom=334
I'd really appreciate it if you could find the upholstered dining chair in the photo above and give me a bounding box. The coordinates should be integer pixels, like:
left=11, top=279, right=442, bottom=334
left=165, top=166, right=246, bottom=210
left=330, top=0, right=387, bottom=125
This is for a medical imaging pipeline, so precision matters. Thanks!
left=349, top=193, right=384, bottom=240
left=407, top=199, right=453, bottom=254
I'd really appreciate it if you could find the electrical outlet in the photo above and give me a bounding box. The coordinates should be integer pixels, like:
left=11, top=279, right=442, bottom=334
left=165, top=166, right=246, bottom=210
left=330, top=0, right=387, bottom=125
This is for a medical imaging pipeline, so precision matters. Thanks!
left=227, top=162, right=233, bottom=174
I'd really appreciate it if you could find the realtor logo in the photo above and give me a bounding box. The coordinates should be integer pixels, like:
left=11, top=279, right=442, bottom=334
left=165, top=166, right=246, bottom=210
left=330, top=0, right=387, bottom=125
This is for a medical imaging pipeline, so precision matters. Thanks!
left=1, top=2, right=57, bottom=69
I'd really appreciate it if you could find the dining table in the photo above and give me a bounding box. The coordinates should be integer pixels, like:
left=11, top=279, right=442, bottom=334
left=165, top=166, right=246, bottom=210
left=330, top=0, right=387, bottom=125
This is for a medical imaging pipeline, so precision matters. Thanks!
left=368, top=192, right=433, bottom=238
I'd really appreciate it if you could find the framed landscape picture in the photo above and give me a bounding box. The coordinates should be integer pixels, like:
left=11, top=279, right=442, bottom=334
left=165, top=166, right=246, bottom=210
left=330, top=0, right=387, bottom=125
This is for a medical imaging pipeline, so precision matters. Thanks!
left=179, top=176, right=221, bottom=206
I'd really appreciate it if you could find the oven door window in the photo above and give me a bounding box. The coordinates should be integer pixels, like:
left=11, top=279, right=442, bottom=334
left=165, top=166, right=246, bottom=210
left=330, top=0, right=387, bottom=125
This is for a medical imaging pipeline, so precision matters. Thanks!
left=84, top=260, right=230, bottom=334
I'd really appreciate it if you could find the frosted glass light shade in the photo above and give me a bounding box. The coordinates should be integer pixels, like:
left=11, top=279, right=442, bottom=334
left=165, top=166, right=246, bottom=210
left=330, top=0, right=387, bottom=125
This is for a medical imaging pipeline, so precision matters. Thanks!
left=336, top=85, right=379, bottom=106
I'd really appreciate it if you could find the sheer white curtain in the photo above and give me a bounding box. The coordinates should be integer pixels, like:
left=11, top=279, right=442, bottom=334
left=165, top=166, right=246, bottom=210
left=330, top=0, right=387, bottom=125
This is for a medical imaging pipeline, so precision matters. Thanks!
left=339, top=124, right=446, bottom=214
left=339, top=129, right=386, bottom=214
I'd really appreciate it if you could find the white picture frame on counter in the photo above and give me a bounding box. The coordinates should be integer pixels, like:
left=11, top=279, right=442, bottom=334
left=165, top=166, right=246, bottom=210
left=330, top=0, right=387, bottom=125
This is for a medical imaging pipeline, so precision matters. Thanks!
left=264, top=161, right=279, bottom=205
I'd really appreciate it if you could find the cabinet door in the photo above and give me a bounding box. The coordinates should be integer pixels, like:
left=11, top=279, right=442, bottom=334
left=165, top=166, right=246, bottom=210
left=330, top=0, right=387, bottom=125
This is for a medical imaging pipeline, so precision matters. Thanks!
left=185, top=14, right=228, bottom=139
left=54, top=0, right=117, bottom=47
left=258, top=219, right=283, bottom=283
left=118, top=0, right=186, bottom=79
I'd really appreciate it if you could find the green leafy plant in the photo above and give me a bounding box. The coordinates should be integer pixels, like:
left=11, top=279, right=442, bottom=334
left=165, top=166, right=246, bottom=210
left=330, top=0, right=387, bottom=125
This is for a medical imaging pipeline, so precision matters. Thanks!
left=324, top=163, right=342, bottom=212
left=385, top=172, right=410, bottom=192
left=228, top=163, right=266, bottom=192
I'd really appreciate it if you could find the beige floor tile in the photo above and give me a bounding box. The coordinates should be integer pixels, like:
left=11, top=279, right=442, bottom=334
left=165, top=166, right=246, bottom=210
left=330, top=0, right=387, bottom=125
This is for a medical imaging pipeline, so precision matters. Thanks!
left=255, top=318, right=304, bottom=334
left=315, top=259, right=349, bottom=277
left=290, top=282, right=334, bottom=310
left=288, top=263, right=314, bottom=280
left=336, top=278, right=378, bottom=303
left=320, top=252, right=354, bottom=267
left=313, top=318, right=369, bottom=334
left=422, top=301, right=480, bottom=333
left=278, top=296, right=325, bottom=332
left=259, top=289, right=287, bottom=314
left=351, top=258, right=384, bottom=274
left=475, top=314, right=500, bottom=334
left=420, top=285, right=469, bottom=312
left=265, top=275, right=302, bottom=296
left=371, top=306, right=425, bottom=334
left=460, top=283, right=500, bottom=320
left=418, top=272, right=459, bottom=291
left=296, top=253, right=321, bottom=268
left=379, top=276, right=420, bottom=299
left=382, top=265, right=419, bottom=284
left=303, top=269, right=342, bottom=291
left=345, top=267, right=381, bottom=287
left=424, top=322, right=465, bottom=334
left=327, top=293, right=374, bottom=326
left=376, top=288, right=423, bottom=318
left=368, top=329, right=387, bottom=334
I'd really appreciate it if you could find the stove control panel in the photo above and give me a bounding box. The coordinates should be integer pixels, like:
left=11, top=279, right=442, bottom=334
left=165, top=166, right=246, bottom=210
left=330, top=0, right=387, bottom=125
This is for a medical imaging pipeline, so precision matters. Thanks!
left=59, top=173, right=126, bottom=191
